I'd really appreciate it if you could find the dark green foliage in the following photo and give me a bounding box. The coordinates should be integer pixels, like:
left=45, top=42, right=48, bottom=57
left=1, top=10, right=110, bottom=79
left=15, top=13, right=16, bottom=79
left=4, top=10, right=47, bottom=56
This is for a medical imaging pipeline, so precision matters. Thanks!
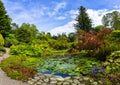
left=0, top=47, right=6, bottom=53
left=16, top=23, right=38, bottom=43
left=75, top=6, right=92, bottom=32
left=90, top=45, right=113, bottom=61
left=68, top=32, right=75, bottom=42
left=11, top=23, right=19, bottom=34
left=49, top=39, right=70, bottom=50
left=91, top=42, right=120, bottom=61
left=0, top=0, right=11, bottom=38
left=49, top=33, right=70, bottom=50
left=94, top=25, right=105, bottom=32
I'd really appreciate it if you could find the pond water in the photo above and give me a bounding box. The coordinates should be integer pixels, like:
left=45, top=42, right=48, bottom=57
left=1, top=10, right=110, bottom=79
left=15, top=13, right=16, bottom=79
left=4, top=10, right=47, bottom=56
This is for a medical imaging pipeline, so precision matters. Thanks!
left=40, top=70, right=71, bottom=77
left=37, top=55, right=99, bottom=77
left=38, top=55, right=81, bottom=77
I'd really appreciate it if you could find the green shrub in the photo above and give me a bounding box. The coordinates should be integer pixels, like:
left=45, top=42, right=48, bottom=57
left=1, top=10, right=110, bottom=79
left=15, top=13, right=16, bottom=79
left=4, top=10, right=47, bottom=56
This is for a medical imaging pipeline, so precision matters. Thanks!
left=100, top=51, right=120, bottom=84
left=110, top=30, right=120, bottom=42
left=10, top=45, right=53, bottom=57
left=0, top=47, right=6, bottom=53
left=103, top=51, right=120, bottom=73
left=0, top=56, right=38, bottom=80
left=90, top=42, right=120, bottom=61
left=5, top=34, right=18, bottom=47
left=48, top=39, right=70, bottom=50
left=90, top=45, right=113, bottom=61
left=0, top=34, right=4, bottom=47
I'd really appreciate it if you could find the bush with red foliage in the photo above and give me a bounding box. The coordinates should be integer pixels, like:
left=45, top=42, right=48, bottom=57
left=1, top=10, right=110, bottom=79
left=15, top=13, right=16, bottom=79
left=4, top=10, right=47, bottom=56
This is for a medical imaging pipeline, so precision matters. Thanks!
left=97, top=28, right=112, bottom=40
left=3, top=64, right=37, bottom=80
left=75, top=30, right=104, bottom=51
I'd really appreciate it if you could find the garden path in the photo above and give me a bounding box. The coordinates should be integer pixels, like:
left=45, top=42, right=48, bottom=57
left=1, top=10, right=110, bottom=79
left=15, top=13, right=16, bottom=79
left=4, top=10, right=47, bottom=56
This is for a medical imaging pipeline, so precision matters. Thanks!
left=0, top=48, right=29, bottom=85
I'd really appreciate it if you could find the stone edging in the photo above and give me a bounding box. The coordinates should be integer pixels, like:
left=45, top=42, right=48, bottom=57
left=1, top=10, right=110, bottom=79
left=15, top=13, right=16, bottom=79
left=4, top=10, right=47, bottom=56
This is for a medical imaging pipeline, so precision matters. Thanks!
left=27, top=73, right=102, bottom=85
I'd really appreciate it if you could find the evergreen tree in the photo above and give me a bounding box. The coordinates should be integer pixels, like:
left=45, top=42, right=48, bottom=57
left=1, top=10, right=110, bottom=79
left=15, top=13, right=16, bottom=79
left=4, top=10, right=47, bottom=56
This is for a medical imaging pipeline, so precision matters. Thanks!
left=0, top=0, right=11, bottom=38
left=75, top=6, right=92, bottom=32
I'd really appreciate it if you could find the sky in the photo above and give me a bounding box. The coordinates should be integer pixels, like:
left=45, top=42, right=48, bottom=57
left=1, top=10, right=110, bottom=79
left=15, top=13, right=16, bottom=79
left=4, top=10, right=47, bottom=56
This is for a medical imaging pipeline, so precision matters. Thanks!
left=2, top=0, right=120, bottom=35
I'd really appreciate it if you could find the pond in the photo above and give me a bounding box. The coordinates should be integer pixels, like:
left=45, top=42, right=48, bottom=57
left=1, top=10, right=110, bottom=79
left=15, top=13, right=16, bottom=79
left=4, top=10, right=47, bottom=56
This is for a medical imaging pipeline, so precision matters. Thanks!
left=37, top=55, right=100, bottom=77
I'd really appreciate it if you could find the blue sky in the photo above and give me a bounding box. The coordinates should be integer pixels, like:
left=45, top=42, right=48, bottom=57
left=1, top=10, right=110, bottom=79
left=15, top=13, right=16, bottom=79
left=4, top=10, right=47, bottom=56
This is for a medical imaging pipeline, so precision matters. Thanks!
left=2, top=0, right=120, bottom=35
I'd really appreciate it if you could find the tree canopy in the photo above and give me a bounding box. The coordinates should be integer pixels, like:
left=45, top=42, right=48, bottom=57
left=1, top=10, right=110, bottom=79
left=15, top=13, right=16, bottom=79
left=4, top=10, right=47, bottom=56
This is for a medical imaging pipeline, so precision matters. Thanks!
left=16, top=23, right=38, bottom=43
left=102, top=11, right=120, bottom=30
left=0, top=0, right=11, bottom=38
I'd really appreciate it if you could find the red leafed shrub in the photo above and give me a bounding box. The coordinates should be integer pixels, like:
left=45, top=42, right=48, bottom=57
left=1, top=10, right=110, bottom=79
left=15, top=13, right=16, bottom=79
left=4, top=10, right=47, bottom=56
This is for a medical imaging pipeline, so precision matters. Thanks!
left=75, top=30, right=103, bottom=51
left=6, top=64, right=37, bottom=80
left=97, top=28, right=112, bottom=40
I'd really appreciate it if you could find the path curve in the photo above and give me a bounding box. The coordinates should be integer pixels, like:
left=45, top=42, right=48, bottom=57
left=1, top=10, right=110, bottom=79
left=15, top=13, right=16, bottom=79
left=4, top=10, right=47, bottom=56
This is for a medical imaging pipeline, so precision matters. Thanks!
left=0, top=48, right=29, bottom=85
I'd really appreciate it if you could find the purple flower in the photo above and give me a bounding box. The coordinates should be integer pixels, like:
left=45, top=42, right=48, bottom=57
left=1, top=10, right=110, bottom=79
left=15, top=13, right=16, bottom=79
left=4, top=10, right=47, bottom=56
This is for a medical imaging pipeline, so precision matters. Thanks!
left=99, top=66, right=104, bottom=72
left=93, top=69, right=98, bottom=74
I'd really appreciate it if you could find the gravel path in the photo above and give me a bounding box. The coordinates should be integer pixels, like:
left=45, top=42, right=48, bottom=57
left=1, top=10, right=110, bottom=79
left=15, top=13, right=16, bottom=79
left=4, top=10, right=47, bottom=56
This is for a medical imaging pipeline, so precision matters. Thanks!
left=0, top=48, right=29, bottom=85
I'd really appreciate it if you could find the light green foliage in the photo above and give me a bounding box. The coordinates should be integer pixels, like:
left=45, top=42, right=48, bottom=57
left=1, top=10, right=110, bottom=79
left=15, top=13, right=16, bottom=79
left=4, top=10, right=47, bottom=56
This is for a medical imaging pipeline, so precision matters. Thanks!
left=102, top=11, right=120, bottom=30
left=0, top=0, right=11, bottom=38
left=110, top=30, right=120, bottom=42
left=103, top=51, right=120, bottom=73
left=37, top=32, right=52, bottom=41
left=10, top=44, right=53, bottom=57
left=5, top=34, right=18, bottom=47
left=0, top=34, right=4, bottom=46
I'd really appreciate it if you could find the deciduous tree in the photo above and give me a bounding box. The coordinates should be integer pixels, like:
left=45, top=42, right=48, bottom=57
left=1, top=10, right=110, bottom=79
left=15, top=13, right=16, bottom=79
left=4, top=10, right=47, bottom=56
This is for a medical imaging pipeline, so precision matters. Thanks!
left=102, top=11, right=120, bottom=30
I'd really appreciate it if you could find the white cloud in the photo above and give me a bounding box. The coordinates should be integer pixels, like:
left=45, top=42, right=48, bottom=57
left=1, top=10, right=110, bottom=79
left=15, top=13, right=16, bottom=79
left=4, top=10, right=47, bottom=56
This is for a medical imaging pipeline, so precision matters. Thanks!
left=69, top=10, right=78, bottom=19
left=114, top=5, right=120, bottom=9
left=55, top=16, right=66, bottom=20
left=49, top=21, right=76, bottom=35
left=87, top=9, right=120, bottom=27
left=87, top=9, right=108, bottom=26
left=47, top=2, right=66, bottom=17
left=54, top=2, right=66, bottom=12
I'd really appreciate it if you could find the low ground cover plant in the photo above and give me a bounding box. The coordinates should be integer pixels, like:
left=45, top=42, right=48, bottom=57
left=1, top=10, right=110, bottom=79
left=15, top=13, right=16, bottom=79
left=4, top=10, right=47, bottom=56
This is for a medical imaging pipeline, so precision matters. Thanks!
left=0, top=55, right=39, bottom=80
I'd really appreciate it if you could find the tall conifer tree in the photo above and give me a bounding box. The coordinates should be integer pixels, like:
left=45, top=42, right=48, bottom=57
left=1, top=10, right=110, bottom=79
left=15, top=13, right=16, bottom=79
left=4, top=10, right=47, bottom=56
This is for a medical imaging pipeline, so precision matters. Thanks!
left=75, top=6, right=92, bottom=32
left=0, top=0, right=11, bottom=38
